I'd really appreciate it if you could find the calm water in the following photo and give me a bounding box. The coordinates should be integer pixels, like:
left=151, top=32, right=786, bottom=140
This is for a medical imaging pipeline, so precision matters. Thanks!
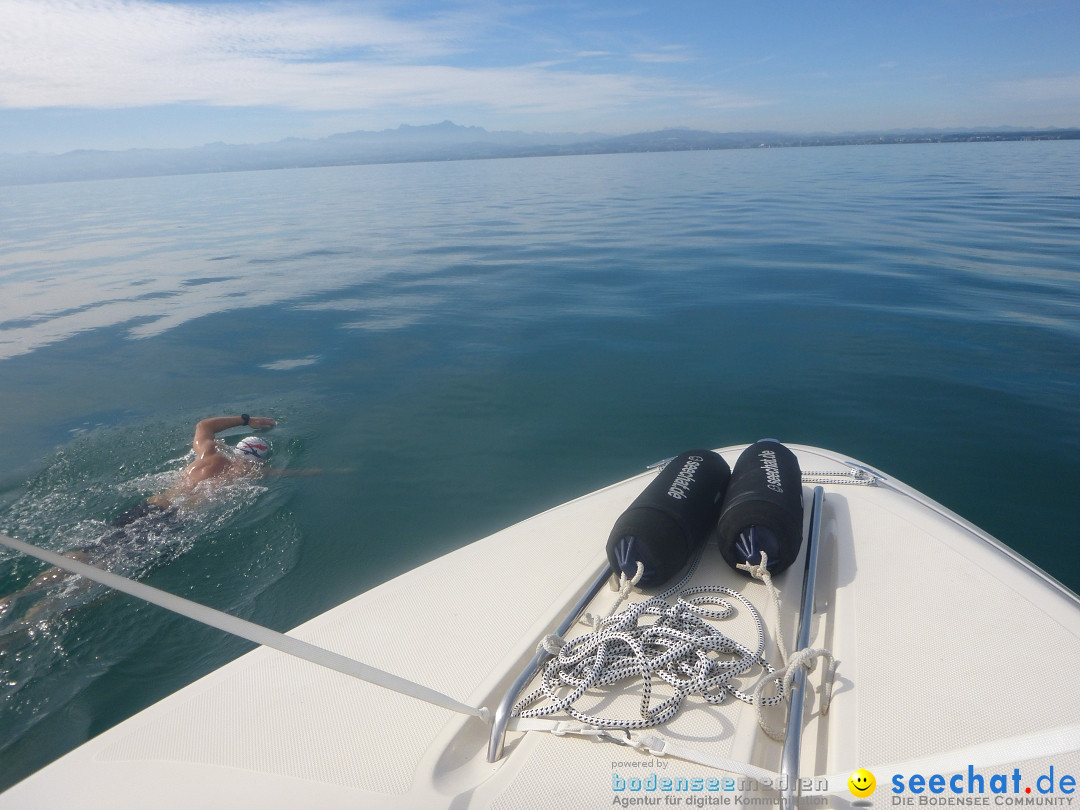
left=1, top=142, right=1078, bottom=789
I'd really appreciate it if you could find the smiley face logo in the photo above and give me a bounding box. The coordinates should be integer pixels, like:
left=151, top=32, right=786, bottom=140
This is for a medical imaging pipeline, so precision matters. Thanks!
left=848, top=768, right=877, bottom=798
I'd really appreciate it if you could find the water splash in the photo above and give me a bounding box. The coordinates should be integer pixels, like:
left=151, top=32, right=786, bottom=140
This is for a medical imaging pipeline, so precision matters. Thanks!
left=0, top=419, right=299, bottom=763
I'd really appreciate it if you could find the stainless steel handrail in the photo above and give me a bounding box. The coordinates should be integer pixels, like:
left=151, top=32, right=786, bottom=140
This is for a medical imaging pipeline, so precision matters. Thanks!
left=487, top=564, right=612, bottom=762
left=781, top=486, right=825, bottom=810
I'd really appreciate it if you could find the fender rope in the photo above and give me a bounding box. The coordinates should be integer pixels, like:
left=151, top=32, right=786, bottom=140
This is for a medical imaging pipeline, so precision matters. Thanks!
left=739, top=551, right=837, bottom=741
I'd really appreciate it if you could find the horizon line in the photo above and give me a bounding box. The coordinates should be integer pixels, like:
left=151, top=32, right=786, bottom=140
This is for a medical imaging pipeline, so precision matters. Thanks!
left=4, top=120, right=1080, bottom=159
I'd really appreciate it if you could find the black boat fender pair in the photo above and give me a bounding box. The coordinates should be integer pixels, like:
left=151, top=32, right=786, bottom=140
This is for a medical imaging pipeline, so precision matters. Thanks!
left=606, top=440, right=804, bottom=587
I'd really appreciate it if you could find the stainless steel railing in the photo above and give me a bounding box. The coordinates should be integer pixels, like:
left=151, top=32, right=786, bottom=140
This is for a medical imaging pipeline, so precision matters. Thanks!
left=781, top=486, right=826, bottom=809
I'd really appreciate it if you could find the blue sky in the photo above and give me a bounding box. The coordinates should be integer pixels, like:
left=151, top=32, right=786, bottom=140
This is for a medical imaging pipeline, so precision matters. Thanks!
left=1, top=0, right=1078, bottom=154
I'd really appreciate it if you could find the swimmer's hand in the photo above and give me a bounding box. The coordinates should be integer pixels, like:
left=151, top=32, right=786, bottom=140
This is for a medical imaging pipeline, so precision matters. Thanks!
left=248, top=416, right=277, bottom=430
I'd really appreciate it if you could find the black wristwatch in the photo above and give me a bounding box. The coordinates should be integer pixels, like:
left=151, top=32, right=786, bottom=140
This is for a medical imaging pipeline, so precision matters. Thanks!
left=241, top=413, right=250, bottom=426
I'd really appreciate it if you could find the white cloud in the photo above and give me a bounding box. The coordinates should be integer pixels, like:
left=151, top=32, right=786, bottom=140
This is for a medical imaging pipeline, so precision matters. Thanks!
left=0, top=0, right=461, bottom=108
left=632, top=45, right=694, bottom=64
left=994, top=75, right=1080, bottom=103
left=0, top=0, right=759, bottom=119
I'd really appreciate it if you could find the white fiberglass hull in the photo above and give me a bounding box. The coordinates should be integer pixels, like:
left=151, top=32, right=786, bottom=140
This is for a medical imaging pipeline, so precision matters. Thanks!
left=3, top=445, right=1079, bottom=809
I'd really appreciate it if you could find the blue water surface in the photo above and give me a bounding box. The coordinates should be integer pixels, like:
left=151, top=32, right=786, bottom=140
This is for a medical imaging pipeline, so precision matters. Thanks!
left=1, top=141, right=1078, bottom=789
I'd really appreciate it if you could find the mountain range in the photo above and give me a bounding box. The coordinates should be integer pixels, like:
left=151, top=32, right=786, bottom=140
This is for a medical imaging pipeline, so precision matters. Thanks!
left=2, top=121, right=1078, bottom=186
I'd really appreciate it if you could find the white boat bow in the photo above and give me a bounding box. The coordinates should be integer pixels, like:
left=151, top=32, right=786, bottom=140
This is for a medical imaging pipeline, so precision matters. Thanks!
left=2, top=445, right=1079, bottom=809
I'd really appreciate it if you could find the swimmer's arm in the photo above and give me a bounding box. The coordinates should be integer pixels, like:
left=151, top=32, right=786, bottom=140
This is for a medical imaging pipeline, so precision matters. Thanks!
left=192, top=415, right=277, bottom=454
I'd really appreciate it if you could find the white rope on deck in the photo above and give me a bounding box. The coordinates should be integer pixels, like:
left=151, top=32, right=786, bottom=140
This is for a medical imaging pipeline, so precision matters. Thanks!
left=512, top=551, right=785, bottom=730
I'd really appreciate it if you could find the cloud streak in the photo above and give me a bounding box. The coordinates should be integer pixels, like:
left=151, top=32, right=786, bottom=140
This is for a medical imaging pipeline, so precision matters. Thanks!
left=1, top=0, right=459, bottom=106
left=0, top=0, right=758, bottom=118
left=5, top=0, right=1073, bottom=152
left=994, top=75, right=1080, bottom=103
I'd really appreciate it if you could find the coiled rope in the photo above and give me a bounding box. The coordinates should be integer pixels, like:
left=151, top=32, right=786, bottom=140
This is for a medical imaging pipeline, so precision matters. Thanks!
left=512, top=551, right=785, bottom=730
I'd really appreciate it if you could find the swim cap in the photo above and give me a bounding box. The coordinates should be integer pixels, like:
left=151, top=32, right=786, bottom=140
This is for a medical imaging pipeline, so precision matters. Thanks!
left=235, top=436, right=270, bottom=460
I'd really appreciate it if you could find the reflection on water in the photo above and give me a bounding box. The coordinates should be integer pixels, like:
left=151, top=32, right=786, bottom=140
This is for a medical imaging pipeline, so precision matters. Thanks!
left=3, top=144, right=1079, bottom=362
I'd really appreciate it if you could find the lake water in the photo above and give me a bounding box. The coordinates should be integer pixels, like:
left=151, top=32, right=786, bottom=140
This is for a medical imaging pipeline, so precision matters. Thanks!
left=1, top=141, right=1078, bottom=789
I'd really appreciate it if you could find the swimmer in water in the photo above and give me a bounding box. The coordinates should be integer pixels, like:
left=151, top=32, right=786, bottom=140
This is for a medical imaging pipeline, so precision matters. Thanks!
left=145, top=414, right=277, bottom=509
left=0, top=414, right=276, bottom=623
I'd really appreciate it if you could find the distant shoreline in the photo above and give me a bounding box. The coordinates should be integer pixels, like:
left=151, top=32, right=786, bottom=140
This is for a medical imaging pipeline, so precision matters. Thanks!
left=730, top=129, right=1080, bottom=148
left=2, top=124, right=1078, bottom=187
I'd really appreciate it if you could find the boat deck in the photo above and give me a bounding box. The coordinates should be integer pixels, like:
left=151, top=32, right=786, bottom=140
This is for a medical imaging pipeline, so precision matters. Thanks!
left=3, top=446, right=1079, bottom=809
